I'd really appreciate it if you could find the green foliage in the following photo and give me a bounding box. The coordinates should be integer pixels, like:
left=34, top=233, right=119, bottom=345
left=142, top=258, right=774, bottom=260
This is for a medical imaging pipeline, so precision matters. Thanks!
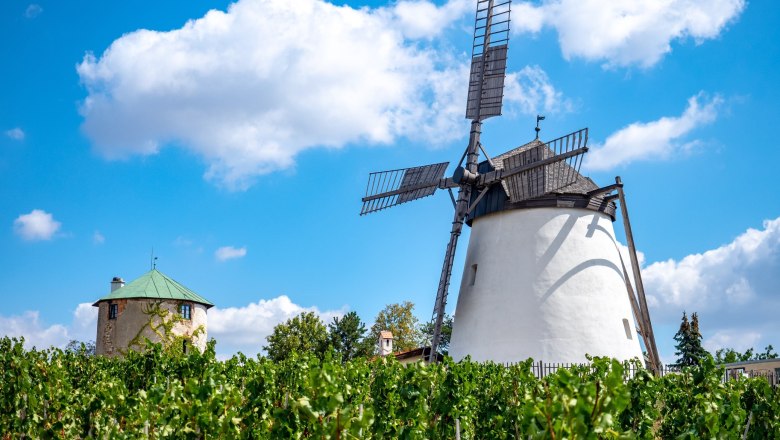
left=123, top=300, right=205, bottom=357
left=65, top=340, right=96, bottom=356
left=264, top=311, right=329, bottom=362
left=674, top=311, right=709, bottom=367
left=420, top=314, right=453, bottom=354
left=369, top=301, right=424, bottom=352
left=327, top=311, right=374, bottom=363
left=2, top=335, right=780, bottom=438
left=716, top=345, right=778, bottom=363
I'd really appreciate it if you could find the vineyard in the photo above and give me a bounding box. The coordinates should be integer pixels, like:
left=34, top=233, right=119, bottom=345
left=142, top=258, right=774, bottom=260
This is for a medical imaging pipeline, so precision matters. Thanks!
left=2, top=337, right=779, bottom=439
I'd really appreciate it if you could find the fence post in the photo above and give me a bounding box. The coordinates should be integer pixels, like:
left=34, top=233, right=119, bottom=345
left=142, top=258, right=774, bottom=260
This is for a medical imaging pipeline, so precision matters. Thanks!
left=359, top=404, right=364, bottom=437
left=742, top=410, right=753, bottom=440
left=455, top=418, right=461, bottom=440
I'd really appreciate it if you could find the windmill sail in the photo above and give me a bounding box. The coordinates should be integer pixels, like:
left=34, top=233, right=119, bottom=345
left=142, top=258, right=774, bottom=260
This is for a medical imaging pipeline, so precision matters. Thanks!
left=361, top=162, right=449, bottom=215
left=465, top=0, right=511, bottom=120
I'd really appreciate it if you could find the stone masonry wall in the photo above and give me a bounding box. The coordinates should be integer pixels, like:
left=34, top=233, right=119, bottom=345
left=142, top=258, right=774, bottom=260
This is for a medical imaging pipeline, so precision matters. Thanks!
left=95, top=299, right=208, bottom=357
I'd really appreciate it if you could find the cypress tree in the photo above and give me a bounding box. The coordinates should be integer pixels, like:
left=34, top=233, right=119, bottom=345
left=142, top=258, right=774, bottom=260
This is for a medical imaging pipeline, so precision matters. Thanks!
left=689, top=312, right=709, bottom=363
left=674, top=311, right=708, bottom=366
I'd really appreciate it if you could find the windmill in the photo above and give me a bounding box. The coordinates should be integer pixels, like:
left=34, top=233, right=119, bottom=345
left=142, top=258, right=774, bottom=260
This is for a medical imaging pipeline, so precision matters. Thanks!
left=360, top=0, right=660, bottom=372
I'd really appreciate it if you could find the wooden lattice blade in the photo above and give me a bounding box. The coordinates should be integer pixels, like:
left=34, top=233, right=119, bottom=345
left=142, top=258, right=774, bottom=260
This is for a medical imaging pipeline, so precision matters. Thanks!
left=360, top=162, right=449, bottom=215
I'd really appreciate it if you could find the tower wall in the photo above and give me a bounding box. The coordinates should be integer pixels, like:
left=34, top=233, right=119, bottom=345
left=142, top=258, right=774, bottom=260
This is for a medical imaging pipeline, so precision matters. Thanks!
left=449, top=207, right=643, bottom=363
left=95, top=299, right=208, bottom=356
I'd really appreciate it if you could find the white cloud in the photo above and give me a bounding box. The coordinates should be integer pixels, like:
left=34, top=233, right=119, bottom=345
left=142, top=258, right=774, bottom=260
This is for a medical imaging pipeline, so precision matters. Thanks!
left=5, top=127, right=25, bottom=140
left=513, top=0, right=745, bottom=68
left=504, top=66, right=572, bottom=116
left=93, top=230, right=105, bottom=244
left=215, top=245, right=247, bottom=261
left=13, top=209, right=62, bottom=241
left=208, top=295, right=346, bottom=357
left=24, top=4, right=42, bottom=19
left=0, top=303, right=97, bottom=350
left=704, top=330, right=761, bottom=354
left=76, top=0, right=565, bottom=190
left=643, top=217, right=780, bottom=352
left=585, top=93, right=722, bottom=171
left=385, top=0, right=471, bottom=39
left=70, top=303, right=99, bottom=341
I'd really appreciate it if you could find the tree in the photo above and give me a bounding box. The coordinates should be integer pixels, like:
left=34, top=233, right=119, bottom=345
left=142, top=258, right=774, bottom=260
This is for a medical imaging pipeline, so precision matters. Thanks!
left=714, top=348, right=752, bottom=363
left=673, top=311, right=708, bottom=367
left=65, top=340, right=95, bottom=356
left=264, top=312, right=328, bottom=362
left=716, top=345, right=778, bottom=363
left=327, top=311, right=373, bottom=362
left=755, top=344, right=778, bottom=360
left=420, top=313, right=453, bottom=354
left=369, top=301, right=424, bottom=352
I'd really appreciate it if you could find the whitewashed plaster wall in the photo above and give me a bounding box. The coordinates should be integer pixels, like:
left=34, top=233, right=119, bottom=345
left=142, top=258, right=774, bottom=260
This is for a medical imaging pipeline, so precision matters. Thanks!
left=449, top=207, right=643, bottom=364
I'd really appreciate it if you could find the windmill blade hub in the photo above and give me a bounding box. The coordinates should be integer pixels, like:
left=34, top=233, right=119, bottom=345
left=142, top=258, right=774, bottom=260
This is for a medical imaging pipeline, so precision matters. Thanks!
left=452, top=166, right=479, bottom=185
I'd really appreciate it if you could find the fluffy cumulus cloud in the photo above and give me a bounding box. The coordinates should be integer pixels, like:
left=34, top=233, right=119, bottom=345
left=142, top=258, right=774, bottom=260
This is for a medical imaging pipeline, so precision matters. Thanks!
left=5, top=127, right=25, bottom=141
left=642, top=217, right=780, bottom=353
left=386, top=0, right=471, bottom=39
left=585, top=93, right=722, bottom=171
left=0, top=303, right=97, bottom=350
left=77, top=0, right=563, bottom=190
left=504, top=66, right=572, bottom=116
left=513, top=0, right=745, bottom=68
left=215, top=245, right=247, bottom=261
left=208, top=295, right=346, bottom=357
left=13, top=209, right=62, bottom=241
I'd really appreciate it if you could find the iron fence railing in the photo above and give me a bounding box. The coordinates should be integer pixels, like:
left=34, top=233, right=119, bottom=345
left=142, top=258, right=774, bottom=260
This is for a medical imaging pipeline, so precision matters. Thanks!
left=501, top=361, right=778, bottom=388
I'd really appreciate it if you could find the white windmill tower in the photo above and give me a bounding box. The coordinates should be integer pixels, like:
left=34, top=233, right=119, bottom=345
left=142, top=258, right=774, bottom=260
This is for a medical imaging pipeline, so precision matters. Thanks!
left=360, top=0, right=660, bottom=370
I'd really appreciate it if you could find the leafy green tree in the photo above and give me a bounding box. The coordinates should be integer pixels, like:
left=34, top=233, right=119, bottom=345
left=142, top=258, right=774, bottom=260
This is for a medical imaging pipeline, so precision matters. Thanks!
left=369, top=301, right=423, bottom=352
left=64, top=339, right=96, bottom=356
left=715, top=344, right=777, bottom=363
left=715, top=347, right=751, bottom=363
left=420, top=313, right=453, bottom=354
left=327, top=311, right=373, bottom=362
left=755, top=344, right=778, bottom=360
left=264, top=312, right=328, bottom=361
left=673, top=311, right=708, bottom=366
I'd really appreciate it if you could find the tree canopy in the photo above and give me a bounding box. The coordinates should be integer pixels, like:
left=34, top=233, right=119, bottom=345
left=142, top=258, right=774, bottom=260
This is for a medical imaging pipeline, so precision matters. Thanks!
left=715, top=344, right=778, bottom=363
left=420, top=313, right=453, bottom=354
left=264, top=312, right=328, bottom=362
left=327, top=311, right=374, bottom=362
left=369, top=301, right=424, bottom=352
left=673, top=311, right=709, bottom=367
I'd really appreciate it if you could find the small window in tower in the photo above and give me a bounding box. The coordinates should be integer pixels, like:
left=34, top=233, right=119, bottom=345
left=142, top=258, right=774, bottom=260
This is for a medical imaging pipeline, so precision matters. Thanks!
left=108, top=303, right=118, bottom=320
left=623, top=318, right=632, bottom=340
left=180, top=304, right=192, bottom=320
left=385, top=339, right=390, bottom=347
left=470, top=264, right=478, bottom=286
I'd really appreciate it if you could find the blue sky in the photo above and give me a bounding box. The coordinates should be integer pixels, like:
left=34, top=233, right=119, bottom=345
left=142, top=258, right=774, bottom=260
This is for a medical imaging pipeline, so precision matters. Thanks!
left=1, top=0, right=779, bottom=362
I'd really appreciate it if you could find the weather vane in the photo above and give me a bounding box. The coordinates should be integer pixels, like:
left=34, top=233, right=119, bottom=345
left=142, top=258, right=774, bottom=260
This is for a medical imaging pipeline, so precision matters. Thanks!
left=535, top=114, right=545, bottom=139
left=150, top=248, right=158, bottom=269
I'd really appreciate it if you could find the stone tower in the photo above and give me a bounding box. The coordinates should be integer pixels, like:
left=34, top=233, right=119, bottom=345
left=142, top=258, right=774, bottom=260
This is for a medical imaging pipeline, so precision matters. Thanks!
left=93, top=269, right=213, bottom=356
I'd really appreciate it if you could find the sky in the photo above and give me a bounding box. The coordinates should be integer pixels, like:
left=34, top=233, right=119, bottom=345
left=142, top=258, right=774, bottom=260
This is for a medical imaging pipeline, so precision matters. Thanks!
left=1, top=0, right=779, bottom=363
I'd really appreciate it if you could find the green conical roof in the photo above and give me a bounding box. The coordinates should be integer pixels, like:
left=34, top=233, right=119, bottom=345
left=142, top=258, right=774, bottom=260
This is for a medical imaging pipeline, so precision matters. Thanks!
left=93, top=269, right=214, bottom=308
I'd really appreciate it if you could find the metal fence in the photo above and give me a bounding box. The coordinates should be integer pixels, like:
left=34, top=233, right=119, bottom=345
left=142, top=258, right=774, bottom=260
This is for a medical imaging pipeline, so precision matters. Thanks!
left=506, top=361, right=777, bottom=388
